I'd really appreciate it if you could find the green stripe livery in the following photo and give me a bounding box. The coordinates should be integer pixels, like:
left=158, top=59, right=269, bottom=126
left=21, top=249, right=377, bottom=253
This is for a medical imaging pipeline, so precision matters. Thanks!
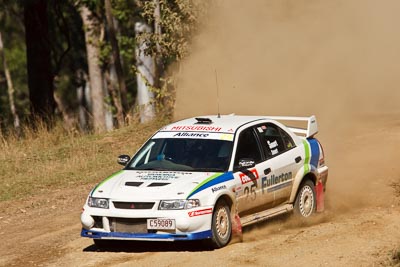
left=302, top=140, right=311, bottom=175
left=91, top=170, right=123, bottom=196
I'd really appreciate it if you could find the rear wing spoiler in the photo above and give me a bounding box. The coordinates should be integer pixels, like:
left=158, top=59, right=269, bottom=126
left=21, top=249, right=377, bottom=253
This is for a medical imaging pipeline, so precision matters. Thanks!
left=266, top=115, right=318, bottom=138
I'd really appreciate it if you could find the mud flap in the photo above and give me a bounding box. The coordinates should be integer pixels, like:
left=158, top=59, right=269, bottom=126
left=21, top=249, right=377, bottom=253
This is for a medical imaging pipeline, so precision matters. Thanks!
left=231, top=213, right=243, bottom=242
left=315, top=181, right=325, bottom=212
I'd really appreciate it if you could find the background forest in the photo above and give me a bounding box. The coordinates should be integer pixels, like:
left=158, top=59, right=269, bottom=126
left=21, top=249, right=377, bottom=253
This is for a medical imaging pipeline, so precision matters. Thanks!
left=0, top=0, right=206, bottom=134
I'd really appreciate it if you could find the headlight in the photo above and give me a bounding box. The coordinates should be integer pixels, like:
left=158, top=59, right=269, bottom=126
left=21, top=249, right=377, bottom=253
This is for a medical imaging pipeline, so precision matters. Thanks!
left=88, top=197, right=109, bottom=209
left=159, top=199, right=200, bottom=210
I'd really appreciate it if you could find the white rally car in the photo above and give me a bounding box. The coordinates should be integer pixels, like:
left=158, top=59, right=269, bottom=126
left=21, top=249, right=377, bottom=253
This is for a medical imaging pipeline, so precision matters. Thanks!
left=81, top=115, right=328, bottom=248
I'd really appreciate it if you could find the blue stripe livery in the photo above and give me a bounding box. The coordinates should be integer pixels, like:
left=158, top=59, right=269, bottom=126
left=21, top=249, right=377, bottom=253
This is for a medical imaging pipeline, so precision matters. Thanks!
left=308, top=138, right=320, bottom=167
left=81, top=229, right=212, bottom=241
left=186, top=172, right=234, bottom=199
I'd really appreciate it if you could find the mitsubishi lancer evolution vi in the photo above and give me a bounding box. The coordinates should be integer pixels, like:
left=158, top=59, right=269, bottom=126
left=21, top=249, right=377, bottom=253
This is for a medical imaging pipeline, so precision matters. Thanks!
left=81, top=115, right=328, bottom=248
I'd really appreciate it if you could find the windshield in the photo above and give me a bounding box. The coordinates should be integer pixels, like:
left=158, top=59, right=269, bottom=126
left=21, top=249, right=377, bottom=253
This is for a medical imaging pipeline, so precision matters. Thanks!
left=126, top=138, right=233, bottom=172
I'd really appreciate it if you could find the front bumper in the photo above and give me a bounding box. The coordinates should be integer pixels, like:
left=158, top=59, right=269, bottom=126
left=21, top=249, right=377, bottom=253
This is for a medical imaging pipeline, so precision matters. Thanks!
left=80, top=205, right=214, bottom=242
left=81, top=228, right=212, bottom=241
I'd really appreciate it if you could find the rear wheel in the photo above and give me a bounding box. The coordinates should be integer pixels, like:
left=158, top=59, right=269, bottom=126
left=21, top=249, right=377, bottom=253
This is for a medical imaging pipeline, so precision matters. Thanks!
left=210, top=200, right=232, bottom=248
left=294, top=180, right=316, bottom=218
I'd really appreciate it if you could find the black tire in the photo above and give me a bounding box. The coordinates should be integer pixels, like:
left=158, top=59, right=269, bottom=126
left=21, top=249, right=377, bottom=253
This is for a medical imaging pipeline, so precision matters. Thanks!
left=210, top=200, right=232, bottom=248
left=294, top=180, right=316, bottom=218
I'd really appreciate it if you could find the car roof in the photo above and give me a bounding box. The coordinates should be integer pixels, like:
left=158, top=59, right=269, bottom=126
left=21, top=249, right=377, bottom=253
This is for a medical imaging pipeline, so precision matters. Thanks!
left=160, top=115, right=270, bottom=133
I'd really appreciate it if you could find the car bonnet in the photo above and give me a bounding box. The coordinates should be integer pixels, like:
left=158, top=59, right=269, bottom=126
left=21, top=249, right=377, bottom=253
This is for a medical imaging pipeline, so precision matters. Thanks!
left=89, top=170, right=232, bottom=201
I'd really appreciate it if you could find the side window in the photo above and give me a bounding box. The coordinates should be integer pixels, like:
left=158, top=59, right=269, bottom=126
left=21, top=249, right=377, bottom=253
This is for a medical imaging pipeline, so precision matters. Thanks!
left=234, top=128, right=262, bottom=166
left=256, top=123, right=295, bottom=158
left=279, top=128, right=295, bottom=150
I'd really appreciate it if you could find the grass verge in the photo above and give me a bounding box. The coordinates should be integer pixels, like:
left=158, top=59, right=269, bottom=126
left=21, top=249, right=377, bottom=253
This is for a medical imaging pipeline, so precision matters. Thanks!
left=0, top=119, right=168, bottom=202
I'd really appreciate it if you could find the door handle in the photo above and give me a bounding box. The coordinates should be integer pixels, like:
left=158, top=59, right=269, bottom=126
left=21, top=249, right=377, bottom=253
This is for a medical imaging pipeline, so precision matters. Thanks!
left=295, top=156, right=302, bottom=163
left=264, top=168, right=271, bottom=175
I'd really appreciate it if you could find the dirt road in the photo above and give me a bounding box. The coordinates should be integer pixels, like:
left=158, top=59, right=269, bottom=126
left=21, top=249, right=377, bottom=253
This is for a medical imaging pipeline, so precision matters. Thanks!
left=1, top=114, right=399, bottom=267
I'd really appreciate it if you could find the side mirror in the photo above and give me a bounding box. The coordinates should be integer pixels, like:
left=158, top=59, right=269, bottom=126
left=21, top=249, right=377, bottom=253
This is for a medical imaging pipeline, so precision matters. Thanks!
left=117, top=155, right=131, bottom=166
left=236, top=158, right=255, bottom=170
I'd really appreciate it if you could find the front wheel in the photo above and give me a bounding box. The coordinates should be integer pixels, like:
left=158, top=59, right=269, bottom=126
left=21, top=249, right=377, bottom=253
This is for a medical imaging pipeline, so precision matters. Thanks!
left=294, top=180, right=316, bottom=218
left=210, top=200, right=232, bottom=248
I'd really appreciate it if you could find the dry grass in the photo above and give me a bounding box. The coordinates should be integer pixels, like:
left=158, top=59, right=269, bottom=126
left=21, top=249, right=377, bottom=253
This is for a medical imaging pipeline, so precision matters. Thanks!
left=391, top=248, right=400, bottom=266
left=0, top=119, right=168, bottom=201
left=381, top=247, right=400, bottom=267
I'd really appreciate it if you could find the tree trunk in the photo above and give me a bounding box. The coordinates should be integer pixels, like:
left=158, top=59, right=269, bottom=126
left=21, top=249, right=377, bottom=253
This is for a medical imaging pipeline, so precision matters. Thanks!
left=105, top=67, right=124, bottom=127
left=135, top=22, right=155, bottom=123
left=53, top=91, right=75, bottom=129
left=24, top=0, right=55, bottom=123
left=153, top=0, right=163, bottom=88
left=102, top=75, right=114, bottom=131
left=104, top=0, right=128, bottom=115
left=79, top=5, right=106, bottom=132
left=0, top=31, right=20, bottom=133
left=76, top=74, right=90, bottom=132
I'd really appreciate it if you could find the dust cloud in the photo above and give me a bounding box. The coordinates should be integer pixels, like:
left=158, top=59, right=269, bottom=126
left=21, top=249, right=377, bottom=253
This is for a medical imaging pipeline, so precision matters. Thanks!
left=174, top=0, right=400, bottom=211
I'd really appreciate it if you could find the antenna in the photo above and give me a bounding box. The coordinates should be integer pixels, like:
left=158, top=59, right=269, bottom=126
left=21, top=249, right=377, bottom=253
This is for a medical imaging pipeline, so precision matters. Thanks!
left=215, top=69, right=221, bottom=118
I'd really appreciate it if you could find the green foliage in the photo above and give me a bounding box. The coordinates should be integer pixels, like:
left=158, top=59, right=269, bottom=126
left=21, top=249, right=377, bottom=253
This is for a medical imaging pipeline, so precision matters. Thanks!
left=134, top=0, right=209, bottom=118
left=0, top=0, right=207, bottom=132
left=138, top=0, right=208, bottom=64
left=112, top=0, right=141, bottom=23
left=110, top=1, right=139, bottom=99
left=0, top=0, right=89, bottom=130
left=99, top=40, right=113, bottom=65
left=118, top=35, right=136, bottom=64
left=0, top=1, right=29, bottom=128
left=78, top=0, right=104, bottom=11
left=48, top=1, right=88, bottom=117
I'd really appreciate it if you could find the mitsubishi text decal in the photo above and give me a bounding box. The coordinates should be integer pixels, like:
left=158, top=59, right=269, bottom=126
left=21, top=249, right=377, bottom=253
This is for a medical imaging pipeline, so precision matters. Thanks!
left=171, top=126, right=222, bottom=132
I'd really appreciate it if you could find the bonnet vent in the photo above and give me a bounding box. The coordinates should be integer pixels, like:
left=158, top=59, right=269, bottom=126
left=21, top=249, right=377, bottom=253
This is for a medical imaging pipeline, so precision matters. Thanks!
left=148, top=182, right=170, bottom=187
left=125, top=182, right=143, bottom=187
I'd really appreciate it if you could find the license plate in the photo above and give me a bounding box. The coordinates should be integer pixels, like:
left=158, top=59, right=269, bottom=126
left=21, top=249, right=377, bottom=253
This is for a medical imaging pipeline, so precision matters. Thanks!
left=147, top=218, right=176, bottom=230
